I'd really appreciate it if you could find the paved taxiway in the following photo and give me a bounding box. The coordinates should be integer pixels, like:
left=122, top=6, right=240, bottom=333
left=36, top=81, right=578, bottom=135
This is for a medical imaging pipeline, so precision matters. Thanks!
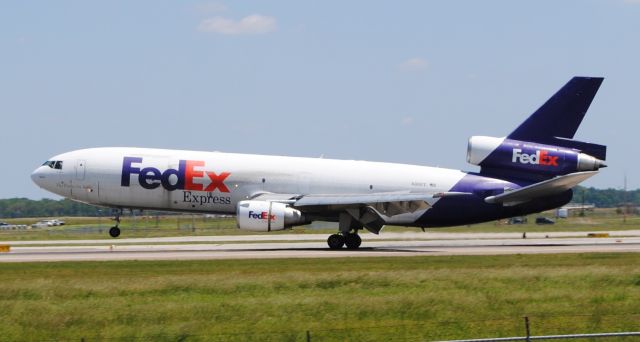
left=1, top=231, right=640, bottom=262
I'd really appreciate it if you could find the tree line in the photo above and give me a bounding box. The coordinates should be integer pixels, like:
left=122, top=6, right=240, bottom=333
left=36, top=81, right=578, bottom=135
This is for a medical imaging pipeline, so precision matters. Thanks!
left=0, top=198, right=104, bottom=218
left=573, top=186, right=640, bottom=208
left=1, top=186, right=639, bottom=218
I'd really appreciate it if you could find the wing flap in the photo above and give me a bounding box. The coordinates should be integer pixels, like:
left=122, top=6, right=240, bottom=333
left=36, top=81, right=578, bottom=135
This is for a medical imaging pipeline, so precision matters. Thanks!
left=293, top=192, right=434, bottom=207
left=485, top=171, right=598, bottom=206
left=293, top=191, right=472, bottom=207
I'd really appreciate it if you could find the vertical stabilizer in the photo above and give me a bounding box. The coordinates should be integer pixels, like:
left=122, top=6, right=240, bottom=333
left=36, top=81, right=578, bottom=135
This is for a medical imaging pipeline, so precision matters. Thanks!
left=470, top=77, right=607, bottom=181
left=508, top=77, right=604, bottom=142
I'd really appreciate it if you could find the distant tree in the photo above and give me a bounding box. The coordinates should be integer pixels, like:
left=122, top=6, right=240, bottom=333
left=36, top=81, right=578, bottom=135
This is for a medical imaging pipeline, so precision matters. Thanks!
left=0, top=198, right=101, bottom=218
left=573, top=186, right=639, bottom=208
left=1, top=186, right=638, bottom=218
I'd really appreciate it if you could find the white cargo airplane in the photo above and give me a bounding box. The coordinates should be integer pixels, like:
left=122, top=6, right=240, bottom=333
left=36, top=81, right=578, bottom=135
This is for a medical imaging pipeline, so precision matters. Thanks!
left=32, top=77, right=607, bottom=249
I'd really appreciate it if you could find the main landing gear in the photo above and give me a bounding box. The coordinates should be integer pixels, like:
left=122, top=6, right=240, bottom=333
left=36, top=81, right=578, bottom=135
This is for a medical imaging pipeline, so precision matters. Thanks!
left=327, top=232, right=362, bottom=250
left=109, top=209, right=122, bottom=238
left=327, top=212, right=364, bottom=249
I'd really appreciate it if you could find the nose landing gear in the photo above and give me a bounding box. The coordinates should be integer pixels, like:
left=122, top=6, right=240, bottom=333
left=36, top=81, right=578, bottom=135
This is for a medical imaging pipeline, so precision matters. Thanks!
left=109, top=209, right=122, bottom=238
left=109, top=226, right=120, bottom=238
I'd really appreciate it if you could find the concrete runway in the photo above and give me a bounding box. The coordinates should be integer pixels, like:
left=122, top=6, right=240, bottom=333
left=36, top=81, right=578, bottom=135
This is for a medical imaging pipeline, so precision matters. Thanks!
left=1, top=231, right=640, bottom=262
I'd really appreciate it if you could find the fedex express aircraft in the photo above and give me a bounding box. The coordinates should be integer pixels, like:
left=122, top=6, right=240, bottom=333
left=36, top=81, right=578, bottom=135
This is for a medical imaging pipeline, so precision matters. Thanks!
left=31, top=77, right=607, bottom=249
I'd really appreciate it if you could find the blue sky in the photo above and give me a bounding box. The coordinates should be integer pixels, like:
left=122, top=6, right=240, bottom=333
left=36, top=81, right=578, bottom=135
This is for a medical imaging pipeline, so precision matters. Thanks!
left=1, top=0, right=639, bottom=199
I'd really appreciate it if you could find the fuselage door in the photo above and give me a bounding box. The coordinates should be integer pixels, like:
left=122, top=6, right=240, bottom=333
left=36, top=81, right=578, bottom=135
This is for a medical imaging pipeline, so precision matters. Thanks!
left=76, top=160, right=86, bottom=180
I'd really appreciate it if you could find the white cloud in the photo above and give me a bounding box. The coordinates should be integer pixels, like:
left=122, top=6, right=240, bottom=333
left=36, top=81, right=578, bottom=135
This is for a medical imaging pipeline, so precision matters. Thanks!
left=198, top=14, right=277, bottom=35
left=399, top=57, right=429, bottom=72
left=401, top=116, right=415, bottom=125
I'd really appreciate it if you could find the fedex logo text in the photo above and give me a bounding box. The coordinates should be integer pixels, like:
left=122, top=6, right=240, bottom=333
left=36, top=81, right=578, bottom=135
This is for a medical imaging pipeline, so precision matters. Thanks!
left=121, top=157, right=231, bottom=192
left=248, top=211, right=276, bottom=221
left=512, top=149, right=559, bottom=166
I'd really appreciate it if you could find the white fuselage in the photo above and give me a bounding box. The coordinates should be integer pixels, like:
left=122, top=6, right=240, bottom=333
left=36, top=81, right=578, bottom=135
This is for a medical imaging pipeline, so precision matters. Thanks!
left=31, top=147, right=469, bottom=223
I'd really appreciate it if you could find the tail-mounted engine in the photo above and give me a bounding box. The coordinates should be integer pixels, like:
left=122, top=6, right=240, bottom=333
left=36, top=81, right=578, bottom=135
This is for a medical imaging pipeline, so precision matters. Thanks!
left=467, top=136, right=606, bottom=177
left=236, top=200, right=307, bottom=232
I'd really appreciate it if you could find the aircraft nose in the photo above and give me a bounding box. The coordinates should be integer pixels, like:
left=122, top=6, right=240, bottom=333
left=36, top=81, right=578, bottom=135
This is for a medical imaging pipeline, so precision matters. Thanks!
left=31, top=167, right=46, bottom=188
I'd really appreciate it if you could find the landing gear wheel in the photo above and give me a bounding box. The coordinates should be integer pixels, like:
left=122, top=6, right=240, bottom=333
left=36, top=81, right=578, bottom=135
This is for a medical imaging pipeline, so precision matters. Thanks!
left=344, top=233, right=362, bottom=249
left=327, top=234, right=345, bottom=249
left=108, top=208, right=123, bottom=238
left=109, top=226, right=121, bottom=238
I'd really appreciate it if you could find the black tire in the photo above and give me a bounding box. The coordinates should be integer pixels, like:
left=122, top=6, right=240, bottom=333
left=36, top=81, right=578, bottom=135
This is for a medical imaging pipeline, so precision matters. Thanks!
left=109, top=226, right=121, bottom=238
left=327, top=234, right=345, bottom=249
left=344, top=233, right=362, bottom=249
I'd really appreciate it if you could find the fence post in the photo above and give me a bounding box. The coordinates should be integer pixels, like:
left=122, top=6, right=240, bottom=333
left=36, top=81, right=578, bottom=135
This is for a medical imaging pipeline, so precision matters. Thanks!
left=306, top=330, right=311, bottom=342
left=524, top=316, right=531, bottom=342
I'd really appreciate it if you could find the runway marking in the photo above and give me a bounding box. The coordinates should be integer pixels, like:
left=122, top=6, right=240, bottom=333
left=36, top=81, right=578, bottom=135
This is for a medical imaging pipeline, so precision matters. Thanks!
left=1, top=236, right=640, bottom=263
left=4, top=230, right=640, bottom=246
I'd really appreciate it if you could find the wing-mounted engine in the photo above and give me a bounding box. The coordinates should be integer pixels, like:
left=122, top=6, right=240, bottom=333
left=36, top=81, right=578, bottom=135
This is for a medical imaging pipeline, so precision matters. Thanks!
left=236, top=200, right=307, bottom=232
left=467, top=136, right=606, bottom=178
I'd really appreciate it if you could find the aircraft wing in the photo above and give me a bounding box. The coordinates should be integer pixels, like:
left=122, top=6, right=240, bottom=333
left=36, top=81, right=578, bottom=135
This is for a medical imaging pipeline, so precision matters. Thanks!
left=289, top=191, right=472, bottom=234
left=253, top=191, right=471, bottom=217
left=484, top=171, right=598, bottom=206
left=292, top=191, right=473, bottom=217
left=295, top=192, right=431, bottom=206
left=291, top=192, right=429, bottom=217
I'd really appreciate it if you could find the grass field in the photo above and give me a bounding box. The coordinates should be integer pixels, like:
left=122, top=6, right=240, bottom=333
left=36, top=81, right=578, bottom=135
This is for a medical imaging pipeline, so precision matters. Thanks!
left=1, top=253, right=639, bottom=341
left=2, top=208, right=640, bottom=241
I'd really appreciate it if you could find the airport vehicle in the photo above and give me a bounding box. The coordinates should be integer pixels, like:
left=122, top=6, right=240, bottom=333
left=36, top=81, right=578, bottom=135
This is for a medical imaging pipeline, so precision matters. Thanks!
left=31, top=219, right=64, bottom=227
left=31, top=221, right=51, bottom=228
left=1, top=224, right=29, bottom=230
left=31, top=77, right=607, bottom=249
left=507, top=217, right=527, bottom=225
left=0, top=222, right=8, bottom=226
left=535, top=217, right=555, bottom=225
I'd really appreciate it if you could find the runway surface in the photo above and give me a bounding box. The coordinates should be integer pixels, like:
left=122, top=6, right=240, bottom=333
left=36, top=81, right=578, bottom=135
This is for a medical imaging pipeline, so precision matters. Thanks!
left=1, top=231, right=640, bottom=262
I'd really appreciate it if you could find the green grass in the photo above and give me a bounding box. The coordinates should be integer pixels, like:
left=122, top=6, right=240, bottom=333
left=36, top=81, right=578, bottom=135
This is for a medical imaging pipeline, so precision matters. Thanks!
left=1, top=254, right=640, bottom=341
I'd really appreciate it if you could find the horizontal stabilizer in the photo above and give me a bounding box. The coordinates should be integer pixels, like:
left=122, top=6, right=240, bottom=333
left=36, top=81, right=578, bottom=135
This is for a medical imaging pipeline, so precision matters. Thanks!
left=485, top=171, right=598, bottom=206
left=546, top=137, right=607, bottom=161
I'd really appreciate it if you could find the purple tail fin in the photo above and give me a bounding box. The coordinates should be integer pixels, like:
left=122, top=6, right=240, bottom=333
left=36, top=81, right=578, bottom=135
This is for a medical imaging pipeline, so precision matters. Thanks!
left=507, top=77, right=606, bottom=160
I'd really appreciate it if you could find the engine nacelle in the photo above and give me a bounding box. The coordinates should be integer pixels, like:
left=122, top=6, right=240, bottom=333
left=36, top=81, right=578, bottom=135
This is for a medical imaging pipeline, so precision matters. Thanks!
left=236, top=200, right=306, bottom=232
left=467, top=136, right=606, bottom=176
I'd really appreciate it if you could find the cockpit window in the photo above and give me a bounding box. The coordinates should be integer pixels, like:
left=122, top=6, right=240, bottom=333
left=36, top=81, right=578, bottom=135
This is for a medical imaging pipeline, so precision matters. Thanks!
left=42, top=161, right=63, bottom=169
